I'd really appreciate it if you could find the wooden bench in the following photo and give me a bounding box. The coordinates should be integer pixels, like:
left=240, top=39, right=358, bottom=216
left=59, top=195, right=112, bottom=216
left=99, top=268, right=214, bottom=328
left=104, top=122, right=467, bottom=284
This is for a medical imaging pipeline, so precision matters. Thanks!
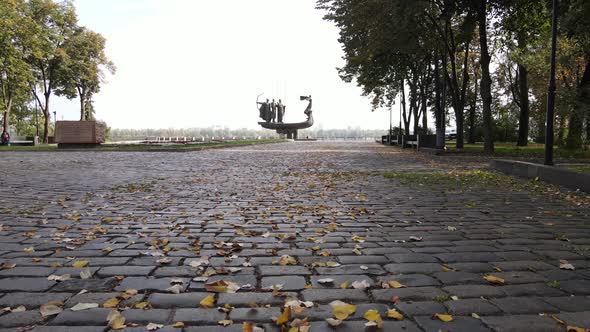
left=402, top=134, right=437, bottom=150
left=10, top=136, right=38, bottom=146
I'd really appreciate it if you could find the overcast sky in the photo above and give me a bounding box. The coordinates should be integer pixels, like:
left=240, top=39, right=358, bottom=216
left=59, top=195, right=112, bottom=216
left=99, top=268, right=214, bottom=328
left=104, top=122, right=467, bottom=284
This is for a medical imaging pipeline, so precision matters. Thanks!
left=51, top=0, right=397, bottom=130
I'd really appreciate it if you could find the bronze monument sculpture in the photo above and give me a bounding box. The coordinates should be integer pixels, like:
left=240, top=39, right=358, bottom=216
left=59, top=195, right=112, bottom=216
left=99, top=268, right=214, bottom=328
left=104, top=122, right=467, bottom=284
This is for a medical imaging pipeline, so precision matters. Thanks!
left=257, top=95, right=313, bottom=139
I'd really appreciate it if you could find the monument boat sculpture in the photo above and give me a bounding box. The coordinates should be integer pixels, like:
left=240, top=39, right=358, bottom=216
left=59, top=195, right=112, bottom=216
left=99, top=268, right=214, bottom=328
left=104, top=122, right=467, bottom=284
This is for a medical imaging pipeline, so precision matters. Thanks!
left=257, top=95, right=313, bottom=139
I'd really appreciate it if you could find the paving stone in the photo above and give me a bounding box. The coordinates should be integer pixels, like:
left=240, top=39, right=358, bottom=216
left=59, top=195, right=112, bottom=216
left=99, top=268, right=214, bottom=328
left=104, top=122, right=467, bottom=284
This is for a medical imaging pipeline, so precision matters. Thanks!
left=0, top=278, right=56, bottom=292
left=301, top=289, right=369, bottom=303
left=481, top=314, right=563, bottom=332
left=217, top=292, right=298, bottom=307
left=542, top=296, right=590, bottom=312
left=432, top=271, right=483, bottom=285
left=377, top=274, right=440, bottom=287
left=490, top=297, right=560, bottom=314
left=2, top=141, right=590, bottom=329
left=114, top=277, right=189, bottom=292
left=445, top=298, right=502, bottom=315
left=258, top=265, right=311, bottom=276
left=372, top=287, right=446, bottom=302
left=97, top=266, right=155, bottom=277
left=188, top=275, right=256, bottom=291
left=415, top=315, right=492, bottom=332
left=30, top=327, right=106, bottom=332
left=229, top=307, right=280, bottom=323
left=54, top=267, right=100, bottom=278
left=51, top=277, right=118, bottom=292
left=337, top=255, right=388, bottom=264
left=310, top=275, right=374, bottom=289
left=394, top=301, right=446, bottom=316
left=0, top=267, right=55, bottom=277
left=148, top=292, right=211, bottom=308
left=443, top=285, right=506, bottom=298
left=384, top=263, right=445, bottom=274
left=0, top=311, right=43, bottom=328
left=386, top=253, right=440, bottom=263
left=555, top=311, right=590, bottom=328
left=314, top=264, right=385, bottom=275
left=122, top=309, right=171, bottom=324
left=0, top=292, right=72, bottom=309
left=50, top=308, right=111, bottom=325
left=184, top=326, right=242, bottom=332
left=559, top=279, right=590, bottom=295
left=261, top=276, right=306, bottom=291
left=64, top=292, right=143, bottom=308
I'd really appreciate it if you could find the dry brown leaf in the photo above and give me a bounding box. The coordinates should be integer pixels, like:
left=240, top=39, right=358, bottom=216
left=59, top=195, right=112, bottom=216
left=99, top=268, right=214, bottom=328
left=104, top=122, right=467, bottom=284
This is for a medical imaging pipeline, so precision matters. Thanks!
left=325, top=318, right=343, bottom=327
left=40, top=302, right=63, bottom=317
left=71, top=303, right=98, bottom=311
left=559, top=260, right=575, bottom=271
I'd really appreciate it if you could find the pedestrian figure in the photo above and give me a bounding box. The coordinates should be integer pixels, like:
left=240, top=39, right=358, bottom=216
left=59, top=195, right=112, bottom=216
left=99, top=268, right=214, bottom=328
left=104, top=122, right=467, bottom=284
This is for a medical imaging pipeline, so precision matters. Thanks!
left=1, top=131, right=9, bottom=146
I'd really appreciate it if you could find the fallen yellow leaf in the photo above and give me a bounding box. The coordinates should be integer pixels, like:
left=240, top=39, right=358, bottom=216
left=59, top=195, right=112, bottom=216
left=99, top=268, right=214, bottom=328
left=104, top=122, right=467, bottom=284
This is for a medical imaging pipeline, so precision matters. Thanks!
left=134, top=301, right=150, bottom=309
left=387, top=309, right=404, bottom=320
left=364, top=309, right=383, bottom=328
left=107, top=310, right=126, bottom=330
left=329, top=300, right=356, bottom=320
left=340, top=281, right=350, bottom=289
left=72, top=261, right=89, bottom=268
left=172, top=322, right=185, bottom=328
left=200, top=295, right=216, bottom=308
left=483, top=275, right=505, bottom=284
left=388, top=280, right=406, bottom=289
left=103, top=298, right=120, bottom=308
left=434, top=313, right=454, bottom=322
left=567, top=326, right=586, bottom=332
left=275, top=306, right=291, bottom=326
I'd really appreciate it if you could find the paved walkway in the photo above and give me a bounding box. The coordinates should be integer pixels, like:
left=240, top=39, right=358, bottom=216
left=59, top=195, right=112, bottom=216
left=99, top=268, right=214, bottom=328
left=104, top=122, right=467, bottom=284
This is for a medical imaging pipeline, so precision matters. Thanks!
left=0, top=141, right=588, bottom=332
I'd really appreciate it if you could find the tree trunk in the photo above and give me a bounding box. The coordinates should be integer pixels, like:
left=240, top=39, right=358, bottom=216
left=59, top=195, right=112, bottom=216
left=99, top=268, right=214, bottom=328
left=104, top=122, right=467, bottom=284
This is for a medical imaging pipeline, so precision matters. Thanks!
left=43, top=93, right=50, bottom=144
left=434, top=56, right=445, bottom=150
left=516, top=63, right=530, bottom=146
left=478, top=0, right=494, bottom=153
left=516, top=32, right=530, bottom=147
left=421, top=88, right=428, bottom=132
left=557, top=114, right=565, bottom=147
left=2, top=97, right=12, bottom=133
left=566, top=56, right=590, bottom=149
left=401, top=78, right=410, bottom=134
left=80, top=96, right=85, bottom=121
left=468, top=72, right=478, bottom=144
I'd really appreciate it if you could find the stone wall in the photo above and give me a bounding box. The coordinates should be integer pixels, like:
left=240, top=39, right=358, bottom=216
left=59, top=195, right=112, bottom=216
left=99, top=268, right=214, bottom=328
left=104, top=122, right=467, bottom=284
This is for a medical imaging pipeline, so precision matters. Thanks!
left=55, top=121, right=106, bottom=144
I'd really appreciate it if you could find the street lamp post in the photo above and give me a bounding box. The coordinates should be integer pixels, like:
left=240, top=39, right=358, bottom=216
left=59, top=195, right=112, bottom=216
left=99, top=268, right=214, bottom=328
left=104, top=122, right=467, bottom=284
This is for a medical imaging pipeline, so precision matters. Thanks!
left=544, top=0, right=558, bottom=166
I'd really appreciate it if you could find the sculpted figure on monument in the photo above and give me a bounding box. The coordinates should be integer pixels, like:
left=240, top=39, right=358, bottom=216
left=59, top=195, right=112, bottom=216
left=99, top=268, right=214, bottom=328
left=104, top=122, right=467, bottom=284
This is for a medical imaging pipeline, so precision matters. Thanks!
left=270, top=99, right=277, bottom=123
left=277, top=99, right=285, bottom=123
left=257, top=99, right=271, bottom=122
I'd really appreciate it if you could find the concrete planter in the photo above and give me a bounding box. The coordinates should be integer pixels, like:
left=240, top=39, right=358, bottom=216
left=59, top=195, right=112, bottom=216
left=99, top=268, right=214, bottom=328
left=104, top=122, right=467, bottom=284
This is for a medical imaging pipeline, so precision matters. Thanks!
left=491, top=159, right=590, bottom=193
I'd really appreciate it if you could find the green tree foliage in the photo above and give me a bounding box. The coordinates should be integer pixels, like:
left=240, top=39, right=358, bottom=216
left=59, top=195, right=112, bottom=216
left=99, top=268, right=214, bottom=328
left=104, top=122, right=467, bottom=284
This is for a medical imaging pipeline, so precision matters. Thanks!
left=0, top=0, right=114, bottom=142
left=57, top=28, right=116, bottom=121
left=317, top=0, right=590, bottom=152
left=0, top=0, right=34, bottom=133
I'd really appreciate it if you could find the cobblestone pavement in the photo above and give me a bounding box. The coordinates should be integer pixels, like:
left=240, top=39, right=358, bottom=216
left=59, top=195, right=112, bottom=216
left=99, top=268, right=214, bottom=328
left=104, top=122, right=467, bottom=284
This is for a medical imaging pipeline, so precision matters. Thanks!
left=0, top=141, right=589, bottom=332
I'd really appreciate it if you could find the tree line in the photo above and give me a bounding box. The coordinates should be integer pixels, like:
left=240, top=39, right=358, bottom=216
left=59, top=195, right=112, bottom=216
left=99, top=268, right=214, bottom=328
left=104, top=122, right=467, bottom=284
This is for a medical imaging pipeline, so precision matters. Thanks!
left=317, top=0, right=590, bottom=152
left=110, top=127, right=385, bottom=142
left=0, top=0, right=115, bottom=142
